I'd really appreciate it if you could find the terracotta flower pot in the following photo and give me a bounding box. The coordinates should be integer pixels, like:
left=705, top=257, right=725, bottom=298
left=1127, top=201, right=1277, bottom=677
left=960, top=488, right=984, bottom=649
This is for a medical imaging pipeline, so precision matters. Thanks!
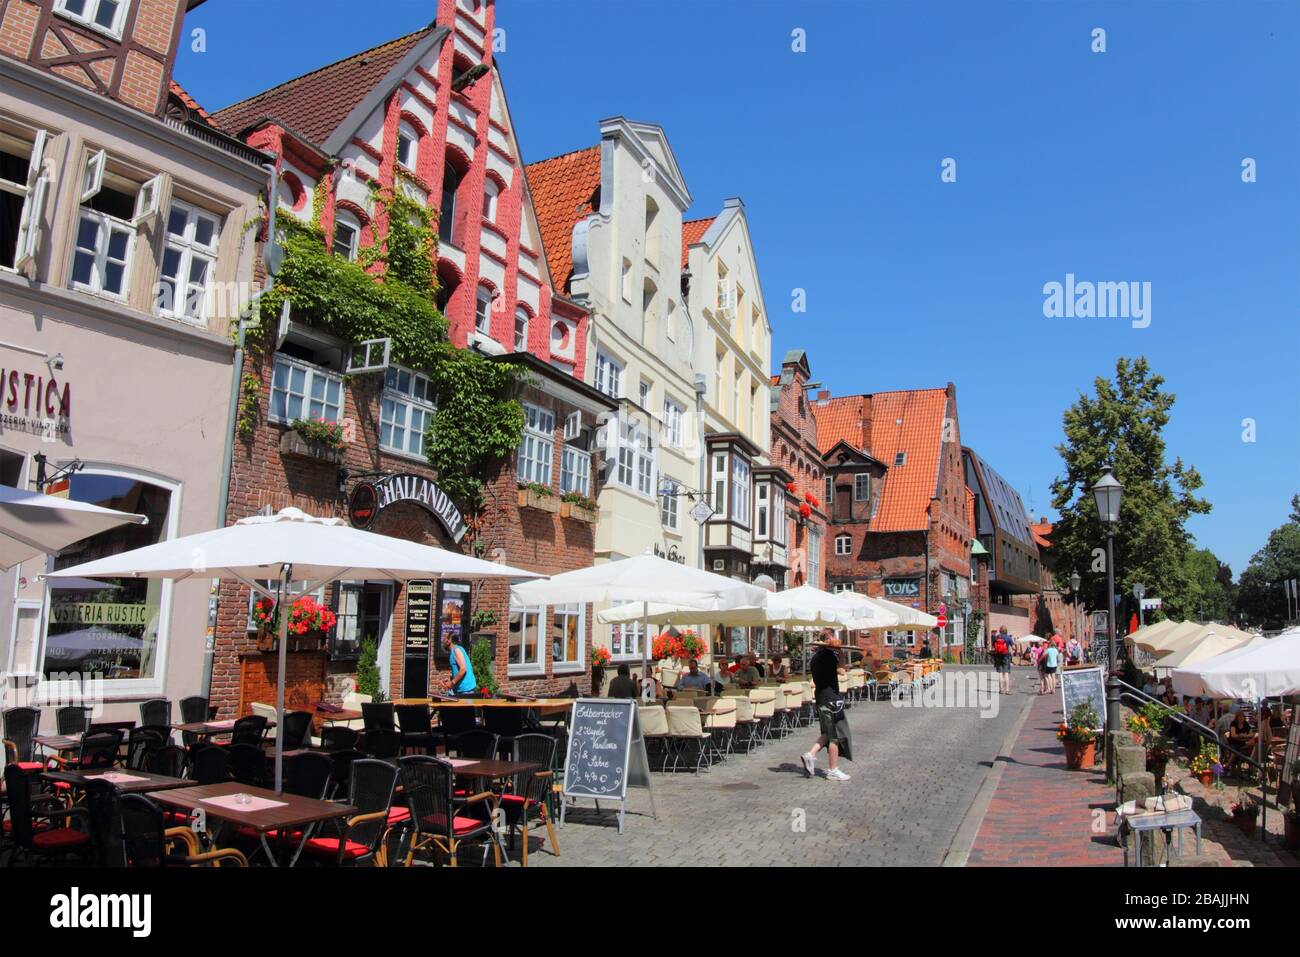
left=1196, top=770, right=1215, bottom=787
left=1232, top=811, right=1258, bottom=838
left=1063, top=738, right=1095, bottom=770
left=1283, top=815, right=1300, bottom=852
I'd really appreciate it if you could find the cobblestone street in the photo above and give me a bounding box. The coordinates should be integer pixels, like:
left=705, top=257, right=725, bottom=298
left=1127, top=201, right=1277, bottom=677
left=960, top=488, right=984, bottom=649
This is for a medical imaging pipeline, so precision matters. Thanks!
left=530, top=667, right=1030, bottom=867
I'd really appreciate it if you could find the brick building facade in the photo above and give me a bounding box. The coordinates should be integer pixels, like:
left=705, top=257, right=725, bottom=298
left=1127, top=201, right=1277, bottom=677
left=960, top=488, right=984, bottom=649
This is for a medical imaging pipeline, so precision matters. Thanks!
left=205, top=0, right=610, bottom=717
left=767, top=351, right=827, bottom=593
left=814, top=383, right=971, bottom=664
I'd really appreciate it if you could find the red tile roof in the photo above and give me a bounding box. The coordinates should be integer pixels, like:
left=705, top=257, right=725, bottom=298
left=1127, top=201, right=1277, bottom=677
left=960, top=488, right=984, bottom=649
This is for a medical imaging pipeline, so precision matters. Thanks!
left=524, top=146, right=602, bottom=293
left=169, top=81, right=214, bottom=127
left=211, top=29, right=429, bottom=144
left=1029, top=520, right=1053, bottom=549
left=812, top=388, right=949, bottom=533
left=681, top=216, right=715, bottom=268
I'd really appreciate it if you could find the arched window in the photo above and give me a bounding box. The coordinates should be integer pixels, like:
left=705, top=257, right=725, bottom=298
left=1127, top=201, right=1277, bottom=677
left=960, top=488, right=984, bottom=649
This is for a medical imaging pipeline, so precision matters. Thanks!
left=436, top=262, right=459, bottom=312
left=483, top=177, right=500, bottom=223
left=439, top=153, right=465, bottom=243
left=474, top=286, right=494, bottom=335
left=396, top=121, right=419, bottom=171
left=513, top=306, right=529, bottom=351
left=333, top=210, right=360, bottom=261
left=644, top=195, right=660, bottom=263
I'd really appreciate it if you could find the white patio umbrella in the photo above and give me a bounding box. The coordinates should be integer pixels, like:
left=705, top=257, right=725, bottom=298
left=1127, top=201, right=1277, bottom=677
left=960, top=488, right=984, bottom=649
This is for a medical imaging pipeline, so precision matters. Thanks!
left=1127, top=618, right=1179, bottom=652
left=0, top=483, right=145, bottom=570
left=1144, top=620, right=1205, bottom=656
left=1015, top=634, right=1047, bottom=645
left=511, top=553, right=767, bottom=677
left=1151, top=630, right=1247, bottom=675
left=842, top=594, right=938, bottom=632
left=48, top=507, right=544, bottom=789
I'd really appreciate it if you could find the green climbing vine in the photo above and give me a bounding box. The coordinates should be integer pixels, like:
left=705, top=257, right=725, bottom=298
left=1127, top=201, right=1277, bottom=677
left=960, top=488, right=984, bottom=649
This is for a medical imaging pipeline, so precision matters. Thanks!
left=241, top=179, right=527, bottom=509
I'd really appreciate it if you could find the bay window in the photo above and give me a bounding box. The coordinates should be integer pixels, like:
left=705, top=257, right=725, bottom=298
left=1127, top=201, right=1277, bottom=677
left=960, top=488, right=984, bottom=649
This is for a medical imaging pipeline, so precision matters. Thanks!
left=270, top=354, right=343, bottom=425
left=712, top=452, right=727, bottom=517
left=516, top=402, right=555, bottom=486
left=730, top=455, right=751, bottom=526
left=755, top=482, right=769, bottom=538
left=380, top=366, right=435, bottom=457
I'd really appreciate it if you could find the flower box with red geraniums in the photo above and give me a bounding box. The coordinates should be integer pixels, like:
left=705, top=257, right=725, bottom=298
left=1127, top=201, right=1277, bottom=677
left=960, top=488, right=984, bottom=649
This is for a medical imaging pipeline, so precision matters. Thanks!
left=252, top=595, right=337, bottom=652
left=651, top=629, right=707, bottom=662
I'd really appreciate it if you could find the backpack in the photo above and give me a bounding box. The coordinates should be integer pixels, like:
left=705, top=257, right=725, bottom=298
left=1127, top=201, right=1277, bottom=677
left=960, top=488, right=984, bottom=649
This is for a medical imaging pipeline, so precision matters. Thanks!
left=993, top=637, right=1008, bottom=656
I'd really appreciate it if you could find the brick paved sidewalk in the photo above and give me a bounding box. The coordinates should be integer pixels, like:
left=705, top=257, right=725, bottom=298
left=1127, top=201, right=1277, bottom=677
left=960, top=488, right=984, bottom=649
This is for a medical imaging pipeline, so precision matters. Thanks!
left=967, top=678, right=1121, bottom=866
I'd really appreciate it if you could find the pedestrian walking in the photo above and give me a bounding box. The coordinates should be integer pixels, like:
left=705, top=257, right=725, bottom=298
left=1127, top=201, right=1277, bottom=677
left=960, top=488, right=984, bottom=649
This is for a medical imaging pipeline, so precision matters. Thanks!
left=991, top=627, right=1013, bottom=695
left=1043, top=640, right=1060, bottom=695
left=801, top=636, right=852, bottom=782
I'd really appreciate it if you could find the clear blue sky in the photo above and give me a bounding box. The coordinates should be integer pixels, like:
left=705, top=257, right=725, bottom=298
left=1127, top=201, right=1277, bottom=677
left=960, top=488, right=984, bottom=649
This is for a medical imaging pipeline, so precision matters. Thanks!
left=177, top=0, right=1300, bottom=579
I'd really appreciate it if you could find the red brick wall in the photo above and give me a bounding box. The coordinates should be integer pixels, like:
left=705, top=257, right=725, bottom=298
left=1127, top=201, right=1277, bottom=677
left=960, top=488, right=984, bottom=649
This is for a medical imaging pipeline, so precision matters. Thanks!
left=0, top=0, right=40, bottom=59
left=770, top=356, right=827, bottom=587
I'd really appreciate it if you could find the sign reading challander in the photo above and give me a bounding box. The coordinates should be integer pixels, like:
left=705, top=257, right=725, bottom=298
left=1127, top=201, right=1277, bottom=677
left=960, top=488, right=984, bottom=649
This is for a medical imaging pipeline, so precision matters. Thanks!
left=348, top=474, right=467, bottom=541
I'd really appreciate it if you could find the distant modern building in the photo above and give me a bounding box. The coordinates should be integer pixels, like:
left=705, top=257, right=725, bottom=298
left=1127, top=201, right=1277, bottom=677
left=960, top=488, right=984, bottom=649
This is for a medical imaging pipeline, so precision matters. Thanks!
left=962, top=447, right=1042, bottom=640
left=815, top=383, right=970, bottom=662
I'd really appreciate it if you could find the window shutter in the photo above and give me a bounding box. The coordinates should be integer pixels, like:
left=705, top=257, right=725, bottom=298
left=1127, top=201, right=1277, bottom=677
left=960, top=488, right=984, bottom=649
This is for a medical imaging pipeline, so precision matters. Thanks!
left=132, top=173, right=164, bottom=226
left=81, top=147, right=105, bottom=202
left=346, top=337, right=392, bottom=374
left=15, top=131, right=51, bottom=270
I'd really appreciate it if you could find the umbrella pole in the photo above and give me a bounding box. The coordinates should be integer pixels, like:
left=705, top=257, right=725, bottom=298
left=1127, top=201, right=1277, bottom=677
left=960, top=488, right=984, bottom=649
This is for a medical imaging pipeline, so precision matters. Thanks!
left=642, top=601, right=649, bottom=694
left=274, top=563, right=290, bottom=793
left=1258, top=697, right=1266, bottom=841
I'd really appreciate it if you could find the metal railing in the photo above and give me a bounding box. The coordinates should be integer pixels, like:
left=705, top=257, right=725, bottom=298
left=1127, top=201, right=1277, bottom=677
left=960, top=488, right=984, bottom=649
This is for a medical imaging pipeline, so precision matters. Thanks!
left=1114, top=678, right=1265, bottom=778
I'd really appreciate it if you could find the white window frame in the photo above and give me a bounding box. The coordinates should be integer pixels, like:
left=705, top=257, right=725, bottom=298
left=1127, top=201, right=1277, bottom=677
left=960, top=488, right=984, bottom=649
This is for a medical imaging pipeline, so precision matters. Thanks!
left=662, top=399, right=684, bottom=447
left=807, top=526, right=822, bottom=589
left=70, top=208, right=134, bottom=300
left=54, top=0, right=131, bottom=40
left=5, top=129, right=49, bottom=272
left=513, top=306, right=529, bottom=352
left=563, top=411, right=581, bottom=440
left=561, top=446, right=591, bottom=497
left=730, top=454, right=751, bottom=526
left=609, top=621, right=644, bottom=661
left=507, top=602, right=545, bottom=675
left=482, top=177, right=500, bottom=222
left=347, top=337, right=392, bottom=373
left=855, top=473, right=871, bottom=501
left=516, top=402, right=555, bottom=486
left=659, top=479, right=680, bottom=531
left=333, top=211, right=360, bottom=260
left=380, top=365, right=436, bottom=459
left=551, top=603, right=585, bottom=673
left=610, top=418, right=655, bottom=499
left=594, top=351, right=624, bottom=398
left=269, top=353, right=344, bottom=426
left=755, top=482, right=769, bottom=539
left=835, top=534, right=852, bottom=556
left=157, top=199, right=220, bottom=324
left=711, top=452, right=728, bottom=518
left=396, top=122, right=419, bottom=171
left=475, top=286, right=494, bottom=336
left=37, top=466, right=179, bottom=702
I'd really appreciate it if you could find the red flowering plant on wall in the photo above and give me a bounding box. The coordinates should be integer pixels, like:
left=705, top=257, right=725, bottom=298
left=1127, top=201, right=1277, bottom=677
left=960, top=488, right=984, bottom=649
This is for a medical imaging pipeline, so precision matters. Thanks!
left=652, top=629, right=707, bottom=662
left=590, top=647, right=612, bottom=668
left=804, top=492, right=820, bottom=508
left=291, top=417, right=345, bottom=449
left=251, top=597, right=277, bottom=633
left=286, top=596, right=338, bottom=636
left=785, top=482, right=797, bottom=494
left=798, top=502, right=812, bottom=519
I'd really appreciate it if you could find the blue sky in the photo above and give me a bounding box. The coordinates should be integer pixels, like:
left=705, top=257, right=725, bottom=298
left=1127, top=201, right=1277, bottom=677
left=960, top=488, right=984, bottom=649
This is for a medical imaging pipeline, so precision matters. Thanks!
left=177, top=0, right=1300, bottom=578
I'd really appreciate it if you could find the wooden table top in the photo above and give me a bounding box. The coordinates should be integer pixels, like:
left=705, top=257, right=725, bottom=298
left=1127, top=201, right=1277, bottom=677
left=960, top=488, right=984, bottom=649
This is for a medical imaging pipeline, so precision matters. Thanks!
left=450, top=758, right=541, bottom=779
left=315, top=709, right=362, bottom=723
left=149, top=782, right=356, bottom=833
left=43, top=768, right=193, bottom=794
left=393, top=697, right=571, bottom=715
left=34, top=733, right=84, bottom=751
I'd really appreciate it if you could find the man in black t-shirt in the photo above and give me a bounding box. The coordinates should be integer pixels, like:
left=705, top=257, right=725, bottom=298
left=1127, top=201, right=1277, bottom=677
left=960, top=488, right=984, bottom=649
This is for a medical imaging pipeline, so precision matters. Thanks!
left=800, top=637, right=851, bottom=782
left=606, top=664, right=638, bottom=699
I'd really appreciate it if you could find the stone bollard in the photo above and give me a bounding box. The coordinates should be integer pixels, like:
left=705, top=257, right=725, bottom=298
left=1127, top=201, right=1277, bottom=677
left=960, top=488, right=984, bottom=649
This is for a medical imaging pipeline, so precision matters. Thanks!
left=1106, top=731, right=1130, bottom=782
left=1119, top=771, right=1162, bottom=866
left=1115, top=742, right=1146, bottom=779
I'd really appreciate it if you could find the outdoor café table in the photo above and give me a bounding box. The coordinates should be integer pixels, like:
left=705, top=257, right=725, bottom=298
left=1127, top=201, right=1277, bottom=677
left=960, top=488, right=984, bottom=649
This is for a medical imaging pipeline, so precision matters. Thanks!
left=43, top=768, right=192, bottom=795
left=33, top=732, right=83, bottom=753
left=150, top=781, right=356, bottom=867
left=396, top=697, right=572, bottom=717
left=171, top=718, right=244, bottom=739
left=1124, top=808, right=1203, bottom=867
left=316, top=709, right=362, bottom=725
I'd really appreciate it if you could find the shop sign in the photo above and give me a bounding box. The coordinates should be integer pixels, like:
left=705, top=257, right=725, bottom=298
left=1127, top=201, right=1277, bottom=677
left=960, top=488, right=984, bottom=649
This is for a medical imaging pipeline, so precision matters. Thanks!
left=653, top=543, right=686, bottom=564
left=405, top=581, right=433, bottom=650
left=883, top=577, right=921, bottom=599
left=0, top=365, right=71, bottom=437
left=349, top=473, right=466, bottom=541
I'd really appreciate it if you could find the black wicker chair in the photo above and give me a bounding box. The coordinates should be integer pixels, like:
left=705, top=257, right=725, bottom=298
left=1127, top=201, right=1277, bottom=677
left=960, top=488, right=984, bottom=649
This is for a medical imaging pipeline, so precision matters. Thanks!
left=186, top=743, right=230, bottom=784
left=395, top=704, right=442, bottom=755
left=179, top=696, right=208, bottom=748
left=497, top=733, right=560, bottom=865
left=321, top=726, right=360, bottom=752
left=126, top=727, right=167, bottom=771
left=227, top=743, right=268, bottom=787
left=148, top=744, right=187, bottom=778
left=361, top=702, right=396, bottom=732
left=394, top=755, right=501, bottom=867
left=445, top=730, right=499, bottom=760
left=55, top=706, right=92, bottom=736
left=284, top=751, right=333, bottom=800
left=120, top=794, right=246, bottom=867
left=280, top=710, right=314, bottom=750
left=229, top=715, right=268, bottom=746
left=362, top=727, right=402, bottom=762
left=139, top=698, right=171, bottom=728
left=434, top=705, right=477, bottom=736
left=62, top=729, right=123, bottom=771
left=300, top=758, right=396, bottom=866
left=3, top=762, right=95, bottom=865
left=2, top=706, right=40, bottom=767
left=327, top=747, right=365, bottom=802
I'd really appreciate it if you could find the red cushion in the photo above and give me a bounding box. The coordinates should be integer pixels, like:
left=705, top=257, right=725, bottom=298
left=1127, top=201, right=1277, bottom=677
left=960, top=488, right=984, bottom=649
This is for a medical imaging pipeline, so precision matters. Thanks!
left=498, top=793, right=533, bottom=807
left=419, top=813, right=487, bottom=836
left=17, top=762, right=43, bottom=772
left=32, top=827, right=89, bottom=850
left=387, top=807, right=410, bottom=825
left=163, top=810, right=190, bottom=827
left=302, top=836, right=369, bottom=860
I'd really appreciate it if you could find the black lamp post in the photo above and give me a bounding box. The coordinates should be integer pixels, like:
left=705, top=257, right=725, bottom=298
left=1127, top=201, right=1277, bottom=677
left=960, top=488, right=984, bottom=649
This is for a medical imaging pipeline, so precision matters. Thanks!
left=1069, top=570, right=1081, bottom=653
left=1091, top=466, right=1123, bottom=778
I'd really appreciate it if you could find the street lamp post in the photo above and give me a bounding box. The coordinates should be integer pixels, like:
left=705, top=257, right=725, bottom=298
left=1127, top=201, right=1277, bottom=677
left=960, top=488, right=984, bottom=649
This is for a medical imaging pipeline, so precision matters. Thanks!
left=1092, top=467, right=1124, bottom=781
left=1069, top=570, right=1081, bottom=653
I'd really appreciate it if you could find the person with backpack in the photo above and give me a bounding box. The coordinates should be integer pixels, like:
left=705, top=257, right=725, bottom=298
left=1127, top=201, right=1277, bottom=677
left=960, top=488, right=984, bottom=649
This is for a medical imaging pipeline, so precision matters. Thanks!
left=991, top=627, right=1012, bottom=695
left=1042, top=640, right=1061, bottom=695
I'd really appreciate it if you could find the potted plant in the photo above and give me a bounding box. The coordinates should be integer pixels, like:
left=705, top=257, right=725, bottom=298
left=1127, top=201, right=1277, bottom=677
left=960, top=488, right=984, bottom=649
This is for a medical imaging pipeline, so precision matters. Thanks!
left=590, top=646, right=611, bottom=694
left=1189, top=739, right=1221, bottom=787
left=1057, top=701, right=1099, bottom=770
left=1284, top=810, right=1300, bottom=852
left=468, top=636, right=498, bottom=696
left=517, top=481, right=559, bottom=513
left=1229, top=792, right=1260, bottom=837
left=281, top=417, right=346, bottom=464
left=560, top=491, right=598, bottom=523
left=286, top=595, right=336, bottom=652
left=251, top=596, right=278, bottom=652
left=356, top=637, right=387, bottom=703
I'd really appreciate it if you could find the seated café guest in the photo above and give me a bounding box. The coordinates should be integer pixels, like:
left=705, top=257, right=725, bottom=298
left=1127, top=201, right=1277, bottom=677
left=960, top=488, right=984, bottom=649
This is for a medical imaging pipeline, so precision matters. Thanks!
left=733, top=655, right=761, bottom=688
left=713, top=665, right=733, bottom=694
left=769, top=656, right=788, bottom=681
left=677, top=660, right=712, bottom=692
left=606, top=663, right=638, bottom=699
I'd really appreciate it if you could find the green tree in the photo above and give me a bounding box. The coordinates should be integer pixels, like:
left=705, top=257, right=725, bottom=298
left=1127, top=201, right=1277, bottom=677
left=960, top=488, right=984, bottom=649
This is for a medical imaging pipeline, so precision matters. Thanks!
left=1236, top=497, right=1300, bottom=628
left=1177, top=547, right=1235, bottom=622
left=1047, top=357, right=1210, bottom=629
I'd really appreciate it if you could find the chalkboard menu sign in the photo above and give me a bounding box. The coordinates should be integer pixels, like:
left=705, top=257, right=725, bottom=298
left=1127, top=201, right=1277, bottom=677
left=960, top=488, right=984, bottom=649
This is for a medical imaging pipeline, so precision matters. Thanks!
left=405, top=581, right=433, bottom=650
left=1061, top=666, right=1106, bottom=730
left=561, top=698, right=655, bottom=833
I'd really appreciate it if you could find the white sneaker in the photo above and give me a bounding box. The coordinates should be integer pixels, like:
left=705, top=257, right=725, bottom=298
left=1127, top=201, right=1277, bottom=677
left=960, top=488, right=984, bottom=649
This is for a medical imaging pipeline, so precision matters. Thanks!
left=826, top=767, right=851, bottom=782
left=800, top=752, right=815, bottom=778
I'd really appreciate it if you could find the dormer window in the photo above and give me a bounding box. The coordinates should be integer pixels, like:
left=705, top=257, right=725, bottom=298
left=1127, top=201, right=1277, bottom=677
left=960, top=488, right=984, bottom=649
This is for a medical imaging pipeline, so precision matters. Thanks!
left=894, top=451, right=907, bottom=466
